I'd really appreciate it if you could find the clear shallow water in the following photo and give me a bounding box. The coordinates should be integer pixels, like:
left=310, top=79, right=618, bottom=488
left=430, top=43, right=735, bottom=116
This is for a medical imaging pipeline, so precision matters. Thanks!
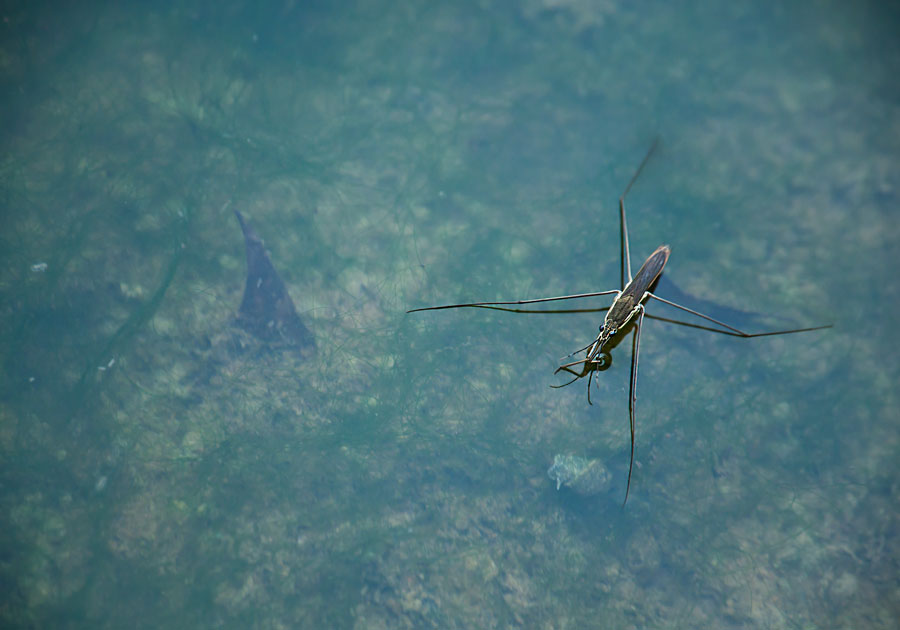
left=1, top=0, right=897, bottom=627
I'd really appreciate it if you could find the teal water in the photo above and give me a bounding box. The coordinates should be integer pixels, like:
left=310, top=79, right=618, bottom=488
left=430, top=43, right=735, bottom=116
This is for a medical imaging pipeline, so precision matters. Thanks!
left=1, top=1, right=897, bottom=627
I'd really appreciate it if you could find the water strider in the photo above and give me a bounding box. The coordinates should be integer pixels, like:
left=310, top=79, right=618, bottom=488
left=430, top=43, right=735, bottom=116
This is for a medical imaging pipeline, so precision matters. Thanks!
left=408, top=139, right=832, bottom=504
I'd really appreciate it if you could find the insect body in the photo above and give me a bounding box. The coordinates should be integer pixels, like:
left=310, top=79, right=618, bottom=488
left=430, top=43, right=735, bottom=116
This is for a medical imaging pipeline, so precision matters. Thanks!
left=583, top=244, right=670, bottom=365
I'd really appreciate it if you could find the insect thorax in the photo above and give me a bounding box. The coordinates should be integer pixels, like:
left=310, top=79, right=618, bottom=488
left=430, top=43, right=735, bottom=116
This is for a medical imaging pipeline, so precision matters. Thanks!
left=606, top=294, right=638, bottom=329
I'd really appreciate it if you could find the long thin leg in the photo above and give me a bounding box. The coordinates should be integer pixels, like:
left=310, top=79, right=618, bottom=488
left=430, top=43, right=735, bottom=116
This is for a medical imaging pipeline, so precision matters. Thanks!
left=407, top=290, right=620, bottom=313
left=620, top=197, right=629, bottom=289
left=623, top=305, right=645, bottom=506
left=551, top=362, right=595, bottom=405
left=646, top=292, right=833, bottom=337
left=557, top=356, right=593, bottom=371
left=644, top=312, right=820, bottom=338
left=587, top=368, right=594, bottom=406
left=619, top=138, right=660, bottom=286
left=550, top=371, right=582, bottom=389
left=460, top=305, right=613, bottom=316
left=560, top=339, right=599, bottom=360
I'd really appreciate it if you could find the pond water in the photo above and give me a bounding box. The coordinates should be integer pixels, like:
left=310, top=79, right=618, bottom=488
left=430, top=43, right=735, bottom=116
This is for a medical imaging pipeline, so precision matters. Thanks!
left=1, top=0, right=897, bottom=627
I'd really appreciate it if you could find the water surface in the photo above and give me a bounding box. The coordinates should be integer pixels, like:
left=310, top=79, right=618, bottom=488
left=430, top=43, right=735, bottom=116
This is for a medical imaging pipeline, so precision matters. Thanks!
left=1, top=0, right=897, bottom=627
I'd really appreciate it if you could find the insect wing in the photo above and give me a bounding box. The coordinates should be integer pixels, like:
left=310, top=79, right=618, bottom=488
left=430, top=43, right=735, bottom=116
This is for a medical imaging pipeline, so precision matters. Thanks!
left=623, top=245, right=670, bottom=302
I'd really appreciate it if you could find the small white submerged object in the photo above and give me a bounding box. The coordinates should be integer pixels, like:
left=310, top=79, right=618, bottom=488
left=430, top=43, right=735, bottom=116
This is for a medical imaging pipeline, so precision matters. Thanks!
left=31, top=262, right=48, bottom=273
left=547, top=454, right=612, bottom=496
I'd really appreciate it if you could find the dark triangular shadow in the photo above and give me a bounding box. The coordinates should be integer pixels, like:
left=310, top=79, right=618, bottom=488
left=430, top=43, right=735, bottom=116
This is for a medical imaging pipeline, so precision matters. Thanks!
left=235, top=210, right=315, bottom=355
